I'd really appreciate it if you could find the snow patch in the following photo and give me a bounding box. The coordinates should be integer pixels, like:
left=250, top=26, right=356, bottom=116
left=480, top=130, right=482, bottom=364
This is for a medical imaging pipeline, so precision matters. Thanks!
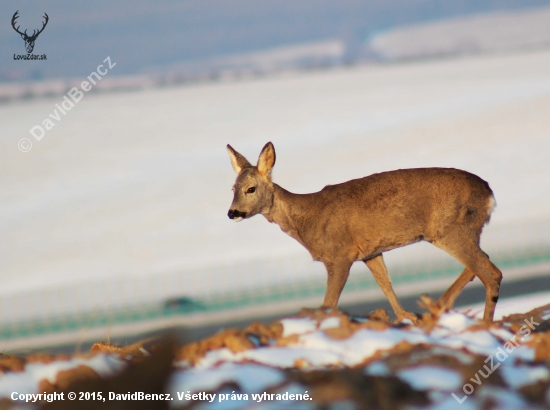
left=0, top=354, right=125, bottom=398
left=437, top=311, right=477, bottom=333
left=364, top=361, right=390, bottom=376
left=242, top=347, right=342, bottom=369
left=167, top=362, right=284, bottom=395
left=319, top=317, right=341, bottom=330
left=500, top=364, right=550, bottom=389
left=398, top=366, right=463, bottom=391
left=280, top=318, right=318, bottom=337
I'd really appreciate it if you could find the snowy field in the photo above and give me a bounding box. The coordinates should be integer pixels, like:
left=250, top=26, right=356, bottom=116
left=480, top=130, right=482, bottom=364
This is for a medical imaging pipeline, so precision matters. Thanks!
left=370, top=6, right=550, bottom=60
left=1, top=49, right=550, bottom=322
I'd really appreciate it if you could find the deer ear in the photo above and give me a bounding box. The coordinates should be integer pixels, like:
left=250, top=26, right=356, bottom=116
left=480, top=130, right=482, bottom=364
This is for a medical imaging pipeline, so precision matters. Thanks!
left=227, top=144, right=252, bottom=174
left=257, top=142, right=276, bottom=176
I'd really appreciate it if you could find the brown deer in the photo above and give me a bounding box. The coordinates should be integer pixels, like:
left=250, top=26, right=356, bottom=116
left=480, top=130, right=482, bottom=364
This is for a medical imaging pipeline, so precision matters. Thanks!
left=227, top=142, right=502, bottom=323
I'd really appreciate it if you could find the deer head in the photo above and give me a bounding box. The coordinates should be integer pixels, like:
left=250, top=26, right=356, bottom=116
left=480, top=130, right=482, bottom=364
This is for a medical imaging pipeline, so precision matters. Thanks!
left=12, top=11, right=49, bottom=54
left=227, top=142, right=276, bottom=221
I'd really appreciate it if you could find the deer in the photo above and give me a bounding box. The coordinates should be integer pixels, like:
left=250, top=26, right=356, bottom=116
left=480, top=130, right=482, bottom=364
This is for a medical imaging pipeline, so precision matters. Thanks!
left=227, top=142, right=502, bottom=323
left=11, top=11, right=49, bottom=54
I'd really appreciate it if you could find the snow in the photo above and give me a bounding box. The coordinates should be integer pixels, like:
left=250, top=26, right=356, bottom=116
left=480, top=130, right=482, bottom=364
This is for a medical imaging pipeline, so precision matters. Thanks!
left=437, top=330, right=501, bottom=356
left=194, top=303, right=543, bottom=371
left=500, top=364, right=550, bottom=389
left=200, top=347, right=342, bottom=369
left=398, top=366, right=463, bottom=391
left=280, top=318, right=317, bottom=337
left=319, top=317, right=341, bottom=330
left=436, top=312, right=477, bottom=334
left=1, top=307, right=549, bottom=407
left=489, top=327, right=516, bottom=342
left=364, top=361, right=389, bottom=376
left=295, top=327, right=427, bottom=367
left=245, top=347, right=341, bottom=369
left=179, top=307, right=550, bottom=408
left=167, top=362, right=285, bottom=395
left=195, top=348, right=238, bottom=369
left=0, top=354, right=125, bottom=397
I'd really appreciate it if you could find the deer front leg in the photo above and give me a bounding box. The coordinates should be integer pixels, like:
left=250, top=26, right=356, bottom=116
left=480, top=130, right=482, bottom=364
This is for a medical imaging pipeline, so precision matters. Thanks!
left=365, top=255, right=418, bottom=323
left=322, top=260, right=352, bottom=308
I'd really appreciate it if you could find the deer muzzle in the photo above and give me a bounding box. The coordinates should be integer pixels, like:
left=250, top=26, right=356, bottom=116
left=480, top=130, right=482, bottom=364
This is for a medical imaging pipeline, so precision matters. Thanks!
left=228, top=209, right=247, bottom=221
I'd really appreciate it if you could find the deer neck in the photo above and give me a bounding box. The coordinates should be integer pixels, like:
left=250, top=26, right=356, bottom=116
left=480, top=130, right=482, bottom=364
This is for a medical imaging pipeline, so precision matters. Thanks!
left=263, top=184, right=309, bottom=245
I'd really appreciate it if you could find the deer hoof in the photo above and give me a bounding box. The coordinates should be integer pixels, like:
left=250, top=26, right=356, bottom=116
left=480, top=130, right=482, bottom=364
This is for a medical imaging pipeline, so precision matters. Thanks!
left=395, top=311, right=419, bottom=324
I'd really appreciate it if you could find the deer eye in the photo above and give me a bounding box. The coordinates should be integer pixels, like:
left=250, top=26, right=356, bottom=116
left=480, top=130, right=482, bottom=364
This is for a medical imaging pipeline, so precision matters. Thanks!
left=246, top=187, right=256, bottom=194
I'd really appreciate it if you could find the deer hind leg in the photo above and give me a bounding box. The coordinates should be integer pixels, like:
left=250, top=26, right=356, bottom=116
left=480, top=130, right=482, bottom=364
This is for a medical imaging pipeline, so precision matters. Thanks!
left=322, top=260, right=352, bottom=308
left=437, top=268, right=475, bottom=310
left=365, top=254, right=418, bottom=323
left=434, top=237, right=502, bottom=323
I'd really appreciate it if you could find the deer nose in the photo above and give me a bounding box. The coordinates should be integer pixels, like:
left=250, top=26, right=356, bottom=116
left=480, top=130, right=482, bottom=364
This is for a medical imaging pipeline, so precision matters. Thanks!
left=228, top=209, right=246, bottom=220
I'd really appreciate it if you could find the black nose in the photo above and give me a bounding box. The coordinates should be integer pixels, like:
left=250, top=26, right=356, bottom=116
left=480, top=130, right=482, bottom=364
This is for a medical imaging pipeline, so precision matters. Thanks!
left=228, top=209, right=246, bottom=219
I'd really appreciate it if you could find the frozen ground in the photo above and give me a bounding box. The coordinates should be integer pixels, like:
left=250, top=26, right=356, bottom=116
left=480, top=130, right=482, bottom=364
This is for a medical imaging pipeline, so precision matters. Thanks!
left=1, top=49, right=550, bottom=320
left=0, top=296, right=549, bottom=409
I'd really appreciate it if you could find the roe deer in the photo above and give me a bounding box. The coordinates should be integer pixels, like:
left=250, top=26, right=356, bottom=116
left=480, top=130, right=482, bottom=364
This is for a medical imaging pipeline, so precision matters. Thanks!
left=227, top=142, right=502, bottom=323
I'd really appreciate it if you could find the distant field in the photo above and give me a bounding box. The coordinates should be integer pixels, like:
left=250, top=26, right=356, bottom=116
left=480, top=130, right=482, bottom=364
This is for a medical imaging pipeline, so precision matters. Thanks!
left=370, top=6, right=550, bottom=60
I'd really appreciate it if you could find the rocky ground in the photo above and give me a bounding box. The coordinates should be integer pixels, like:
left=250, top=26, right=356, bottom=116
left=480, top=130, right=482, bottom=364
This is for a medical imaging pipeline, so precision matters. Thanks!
left=1, top=300, right=549, bottom=409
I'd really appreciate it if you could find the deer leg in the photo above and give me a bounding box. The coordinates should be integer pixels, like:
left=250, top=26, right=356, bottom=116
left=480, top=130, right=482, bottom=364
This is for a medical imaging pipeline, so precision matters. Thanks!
left=464, top=257, right=501, bottom=322
left=437, top=268, right=475, bottom=310
left=479, top=258, right=502, bottom=322
left=434, top=240, right=502, bottom=323
left=322, top=260, right=352, bottom=308
left=365, top=255, right=417, bottom=323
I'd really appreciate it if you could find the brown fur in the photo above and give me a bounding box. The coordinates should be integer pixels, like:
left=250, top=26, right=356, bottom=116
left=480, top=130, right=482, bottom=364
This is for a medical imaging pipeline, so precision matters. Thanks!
left=227, top=142, right=502, bottom=322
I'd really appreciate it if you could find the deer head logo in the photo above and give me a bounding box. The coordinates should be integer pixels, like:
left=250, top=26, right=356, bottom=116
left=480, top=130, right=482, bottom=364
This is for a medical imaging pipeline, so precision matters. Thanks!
left=11, top=11, right=49, bottom=54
